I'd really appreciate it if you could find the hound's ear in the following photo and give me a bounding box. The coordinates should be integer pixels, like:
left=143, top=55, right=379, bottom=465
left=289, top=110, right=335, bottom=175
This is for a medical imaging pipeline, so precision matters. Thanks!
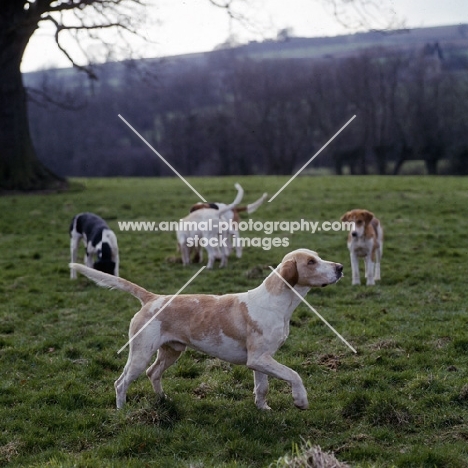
left=362, top=210, right=374, bottom=224
left=280, top=260, right=298, bottom=287
left=265, top=260, right=297, bottom=294
left=341, top=212, right=351, bottom=222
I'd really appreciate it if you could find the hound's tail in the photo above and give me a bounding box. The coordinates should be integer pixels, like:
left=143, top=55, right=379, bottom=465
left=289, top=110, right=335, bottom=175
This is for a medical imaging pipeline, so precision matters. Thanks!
left=69, top=263, right=156, bottom=305
left=215, top=183, right=243, bottom=216
left=247, top=192, right=268, bottom=214
left=234, top=193, right=268, bottom=214
left=232, top=183, right=244, bottom=206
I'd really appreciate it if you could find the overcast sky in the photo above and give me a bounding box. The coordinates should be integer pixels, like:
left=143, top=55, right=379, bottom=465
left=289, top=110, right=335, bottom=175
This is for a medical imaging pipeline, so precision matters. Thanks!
left=21, top=0, right=468, bottom=72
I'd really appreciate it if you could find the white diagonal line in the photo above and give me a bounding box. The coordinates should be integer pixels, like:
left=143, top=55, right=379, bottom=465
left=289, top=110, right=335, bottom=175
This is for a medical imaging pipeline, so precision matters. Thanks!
left=268, top=115, right=356, bottom=203
left=118, top=114, right=207, bottom=202
left=117, top=266, right=206, bottom=354
left=268, top=266, right=357, bottom=354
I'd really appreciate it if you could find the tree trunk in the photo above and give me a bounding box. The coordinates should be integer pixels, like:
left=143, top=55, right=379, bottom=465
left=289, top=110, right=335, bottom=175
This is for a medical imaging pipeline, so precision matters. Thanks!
left=425, top=158, right=438, bottom=175
left=334, top=156, right=343, bottom=175
left=424, top=145, right=442, bottom=176
left=0, top=22, right=66, bottom=191
left=392, top=145, right=412, bottom=175
left=374, top=146, right=389, bottom=175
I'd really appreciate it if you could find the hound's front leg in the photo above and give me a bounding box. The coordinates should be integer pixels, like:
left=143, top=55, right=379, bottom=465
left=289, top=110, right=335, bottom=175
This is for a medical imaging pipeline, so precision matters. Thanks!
left=373, top=249, right=381, bottom=281
left=365, top=255, right=375, bottom=286
left=85, top=243, right=94, bottom=269
left=247, top=354, right=308, bottom=409
left=374, top=262, right=381, bottom=281
left=114, top=252, right=120, bottom=277
left=350, top=252, right=360, bottom=285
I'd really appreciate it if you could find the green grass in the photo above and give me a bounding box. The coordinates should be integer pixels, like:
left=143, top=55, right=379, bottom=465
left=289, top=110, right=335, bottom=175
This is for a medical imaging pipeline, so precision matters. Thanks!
left=1, top=176, right=467, bottom=467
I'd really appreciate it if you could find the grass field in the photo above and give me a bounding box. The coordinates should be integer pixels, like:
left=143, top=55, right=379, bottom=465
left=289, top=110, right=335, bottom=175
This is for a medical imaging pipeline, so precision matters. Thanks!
left=1, top=176, right=468, bottom=467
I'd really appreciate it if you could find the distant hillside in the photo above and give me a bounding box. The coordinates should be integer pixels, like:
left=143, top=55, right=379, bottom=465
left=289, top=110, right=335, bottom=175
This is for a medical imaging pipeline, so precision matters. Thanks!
left=24, top=23, right=468, bottom=87
left=235, top=24, right=468, bottom=60
left=133, top=23, right=468, bottom=75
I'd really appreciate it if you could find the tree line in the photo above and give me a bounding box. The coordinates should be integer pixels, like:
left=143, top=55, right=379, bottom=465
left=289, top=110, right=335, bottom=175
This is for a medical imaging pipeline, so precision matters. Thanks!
left=27, top=41, right=468, bottom=177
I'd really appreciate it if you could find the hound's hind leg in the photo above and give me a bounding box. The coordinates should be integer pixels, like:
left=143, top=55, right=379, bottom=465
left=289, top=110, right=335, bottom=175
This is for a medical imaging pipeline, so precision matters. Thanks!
left=146, top=343, right=185, bottom=398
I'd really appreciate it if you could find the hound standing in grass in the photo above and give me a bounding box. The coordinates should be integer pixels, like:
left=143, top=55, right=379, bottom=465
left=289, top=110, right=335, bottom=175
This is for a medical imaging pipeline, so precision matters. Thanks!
left=341, top=209, right=383, bottom=286
left=189, top=183, right=268, bottom=259
left=176, top=205, right=235, bottom=269
left=70, top=212, right=119, bottom=279
left=70, top=248, right=343, bottom=410
left=177, top=183, right=245, bottom=268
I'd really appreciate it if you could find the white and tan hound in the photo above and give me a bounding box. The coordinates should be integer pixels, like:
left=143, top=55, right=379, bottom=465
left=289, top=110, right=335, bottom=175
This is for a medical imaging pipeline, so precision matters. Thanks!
left=176, top=204, right=235, bottom=269
left=177, top=183, right=246, bottom=268
left=341, top=209, right=383, bottom=286
left=70, top=249, right=343, bottom=410
left=189, top=184, right=268, bottom=259
left=70, top=212, right=119, bottom=279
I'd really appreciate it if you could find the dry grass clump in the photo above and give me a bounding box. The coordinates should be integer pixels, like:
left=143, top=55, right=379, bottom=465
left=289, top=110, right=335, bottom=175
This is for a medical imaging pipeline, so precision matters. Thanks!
left=272, top=441, right=351, bottom=468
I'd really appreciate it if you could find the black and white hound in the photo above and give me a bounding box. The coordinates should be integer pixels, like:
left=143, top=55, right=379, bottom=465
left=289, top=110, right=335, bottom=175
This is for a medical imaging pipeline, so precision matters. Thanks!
left=70, top=212, right=119, bottom=279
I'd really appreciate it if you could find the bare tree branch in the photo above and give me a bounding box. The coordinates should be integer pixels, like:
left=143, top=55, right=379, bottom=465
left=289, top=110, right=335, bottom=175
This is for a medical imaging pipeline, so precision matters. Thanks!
left=320, top=0, right=405, bottom=32
left=34, top=0, right=146, bottom=78
left=26, top=84, right=86, bottom=111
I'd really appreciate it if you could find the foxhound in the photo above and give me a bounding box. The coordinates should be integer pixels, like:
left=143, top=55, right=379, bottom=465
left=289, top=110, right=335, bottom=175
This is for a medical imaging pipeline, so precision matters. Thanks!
left=189, top=184, right=268, bottom=259
left=70, top=212, right=119, bottom=279
left=176, top=205, right=234, bottom=269
left=70, top=248, right=343, bottom=410
left=177, top=183, right=245, bottom=268
left=341, top=209, right=383, bottom=286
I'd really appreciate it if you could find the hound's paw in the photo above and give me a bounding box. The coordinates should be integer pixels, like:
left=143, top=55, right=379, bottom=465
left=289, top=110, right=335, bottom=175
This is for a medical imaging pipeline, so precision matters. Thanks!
left=257, top=403, right=272, bottom=411
left=294, top=399, right=309, bottom=410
